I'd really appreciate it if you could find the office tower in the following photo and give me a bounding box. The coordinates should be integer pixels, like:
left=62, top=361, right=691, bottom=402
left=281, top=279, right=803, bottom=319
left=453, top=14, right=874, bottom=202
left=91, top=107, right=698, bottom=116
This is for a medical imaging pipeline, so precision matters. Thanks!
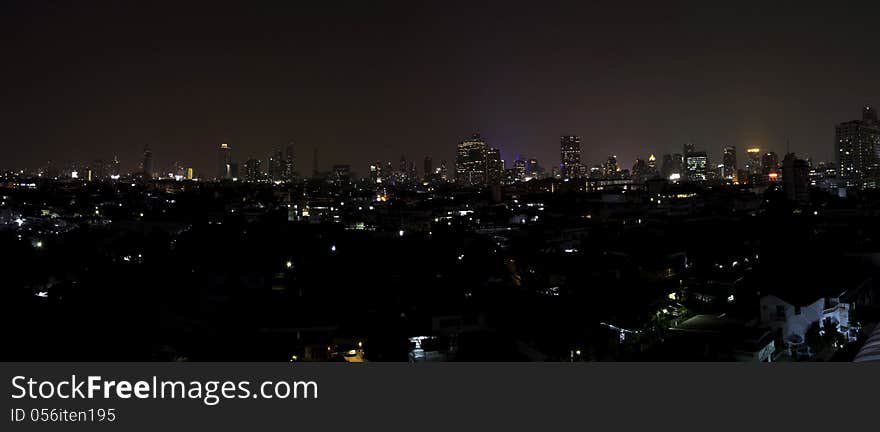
left=782, top=153, right=810, bottom=203
left=685, top=151, right=708, bottom=181
left=486, top=147, right=504, bottom=186
left=408, top=160, right=416, bottom=183
left=456, top=133, right=489, bottom=186
left=762, top=152, right=779, bottom=176
left=142, top=145, right=153, bottom=179
left=423, top=156, right=433, bottom=180
left=722, top=146, right=737, bottom=180
left=660, top=154, right=673, bottom=178
left=439, top=160, right=448, bottom=181
left=632, top=158, right=648, bottom=181
left=244, top=158, right=262, bottom=182
left=268, top=150, right=283, bottom=181
left=513, top=159, right=527, bottom=181
left=560, top=136, right=581, bottom=179
left=110, top=155, right=120, bottom=179
left=218, top=143, right=232, bottom=180
left=602, top=155, right=619, bottom=178
left=284, top=143, right=296, bottom=181
left=647, top=154, right=657, bottom=175
left=836, top=106, right=880, bottom=187
left=186, top=167, right=194, bottom=180
left=745, top=147, right=761, bottom=176
left=333, top=164, right=351, bottom=185
left=369, top=161, right=382, bottom=184
left=527, top=158, right=541, bottom=179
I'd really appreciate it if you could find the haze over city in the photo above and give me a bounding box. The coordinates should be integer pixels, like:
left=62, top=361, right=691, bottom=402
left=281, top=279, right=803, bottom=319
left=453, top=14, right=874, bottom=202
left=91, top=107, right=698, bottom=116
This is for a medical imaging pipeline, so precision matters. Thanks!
left=4, top=1, right=880, bottom=174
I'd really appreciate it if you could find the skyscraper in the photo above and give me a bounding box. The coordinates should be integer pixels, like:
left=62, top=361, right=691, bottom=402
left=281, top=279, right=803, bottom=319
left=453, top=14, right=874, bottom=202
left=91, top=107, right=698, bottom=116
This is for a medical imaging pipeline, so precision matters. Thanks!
left=218, top=143, right=232, bottom=180
left=685, top=151, right=708, bottom=181
left=762, top=152, right=779, bottom=176
left=560, top=136, right=581, bottom=179
left=486, top=147, right=504, bottom=186
left=722, top=146, right=737, bottom=180
left=836, top=106, right=880, bottom=187
left=456, top=133, right=489, bottom=186
left=423, top=156, right=433, bottom=181
left=142, top=145, right=153, bottom=179
left=244, top=158, right=262, bottom=182
left=284, top=143, right=296, bottom=182
left=602, top=155, right=619, bottom=178
left=513, top=159, right=527, bottom=181
left=647, top=154, right=657, bottom=176
left=745, top=147, right=761, bottom=176
left=782, top=153, right=809, bottom=203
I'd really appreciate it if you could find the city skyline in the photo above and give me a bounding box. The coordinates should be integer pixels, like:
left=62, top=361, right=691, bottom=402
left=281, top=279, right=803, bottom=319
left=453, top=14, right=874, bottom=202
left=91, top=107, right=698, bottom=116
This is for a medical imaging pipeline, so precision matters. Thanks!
left=4, top=3, right=880, bottom=174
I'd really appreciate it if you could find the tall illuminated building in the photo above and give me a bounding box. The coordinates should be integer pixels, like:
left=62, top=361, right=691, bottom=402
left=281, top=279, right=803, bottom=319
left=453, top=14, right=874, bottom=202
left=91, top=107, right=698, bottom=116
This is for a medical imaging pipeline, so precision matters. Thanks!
left=685, top=151, right=708, bottom=181
left=423, top=156, right=433, bottom=181
left=602, top=155, right=619, bottom=178
left=560, top=135, right=581, bottom=179
left=486, top=148, right=504, bottom=186
left=722, top=146, right=737, bottom=180
left=836, top=106, right=880, bottom=187
left=244, top=158, right=262, bottom=182
left=745, top=147, right=761, bottom=175
left=218, top=143, right=232, bottom=180
left=762, top=152, right=779, bottom=176
left=456, top=133, right=489, bottom=186
left=142, top=145, right=153, bottom=179
left=513, top=158, right=527, bottom=181
left=284, top=143, right=296, bottom=181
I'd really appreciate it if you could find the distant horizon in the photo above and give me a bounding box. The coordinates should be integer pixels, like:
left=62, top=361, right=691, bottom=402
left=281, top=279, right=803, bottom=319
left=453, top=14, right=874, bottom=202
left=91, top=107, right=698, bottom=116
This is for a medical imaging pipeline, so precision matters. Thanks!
left=4, top=2, right=880, bottom=175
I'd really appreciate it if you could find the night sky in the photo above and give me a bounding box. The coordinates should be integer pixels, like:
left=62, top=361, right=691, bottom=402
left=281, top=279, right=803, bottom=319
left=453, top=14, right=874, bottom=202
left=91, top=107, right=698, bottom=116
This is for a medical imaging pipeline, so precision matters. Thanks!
left=3, top=1, right=880, bottom=176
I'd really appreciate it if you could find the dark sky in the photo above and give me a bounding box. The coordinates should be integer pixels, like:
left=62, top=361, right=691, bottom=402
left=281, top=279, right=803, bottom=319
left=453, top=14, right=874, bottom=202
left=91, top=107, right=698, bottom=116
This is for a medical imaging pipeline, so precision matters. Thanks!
left=3, top=1, right=880, bottom=176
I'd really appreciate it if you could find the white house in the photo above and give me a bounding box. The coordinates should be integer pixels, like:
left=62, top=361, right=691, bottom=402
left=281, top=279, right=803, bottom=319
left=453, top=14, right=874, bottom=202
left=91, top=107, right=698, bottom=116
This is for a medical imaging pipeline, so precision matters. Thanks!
left=759, top=288, right=863, bottom=357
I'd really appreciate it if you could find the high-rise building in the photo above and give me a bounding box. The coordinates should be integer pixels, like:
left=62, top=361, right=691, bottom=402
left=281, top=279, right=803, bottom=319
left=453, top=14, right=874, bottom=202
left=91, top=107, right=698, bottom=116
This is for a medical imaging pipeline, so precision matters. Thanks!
left=439, top=160, right=448, bottom=181
left=244, top=158, right=262, bottom=182
left=762, top=152, right=779, bottom=176
left=111, top=155, right=120, bottom=179
left=836, top=106, right=880, bottom=187
left=722, top=146, right=737, bottom=180
left=218, top=143, right=232, bottom=180
left=660, top=154, right=673, bottom=178
left=268, top=150, right=284, bottom=181
left=369, top=161, right=382, bottom=184
left=782, top=153, right=810, bottom=203
left=560, top=136, right=581, bottom=179
left=486, top=148, right=504, bottom=186
left=647, top=154, right=657, bottom=177
left=632, top=158, right=648, bottom=181
left=685, top=151, right=708, bottom=181
left=333, top=164, right=351, bottom=185
left=602, top=155, right=619, bottom=178
left=745, top=147, right=761, bottom=176
left=284, top=143, right=296, bottom=182
left=527, top=158, right=541, bottom=179
left=456, top=133, right=489, bottom=186
left=142, top=145, right=153, bottom=179
left=423, top=156, right=433, bottom=181
left=513, top=159, right=527, bottom=182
